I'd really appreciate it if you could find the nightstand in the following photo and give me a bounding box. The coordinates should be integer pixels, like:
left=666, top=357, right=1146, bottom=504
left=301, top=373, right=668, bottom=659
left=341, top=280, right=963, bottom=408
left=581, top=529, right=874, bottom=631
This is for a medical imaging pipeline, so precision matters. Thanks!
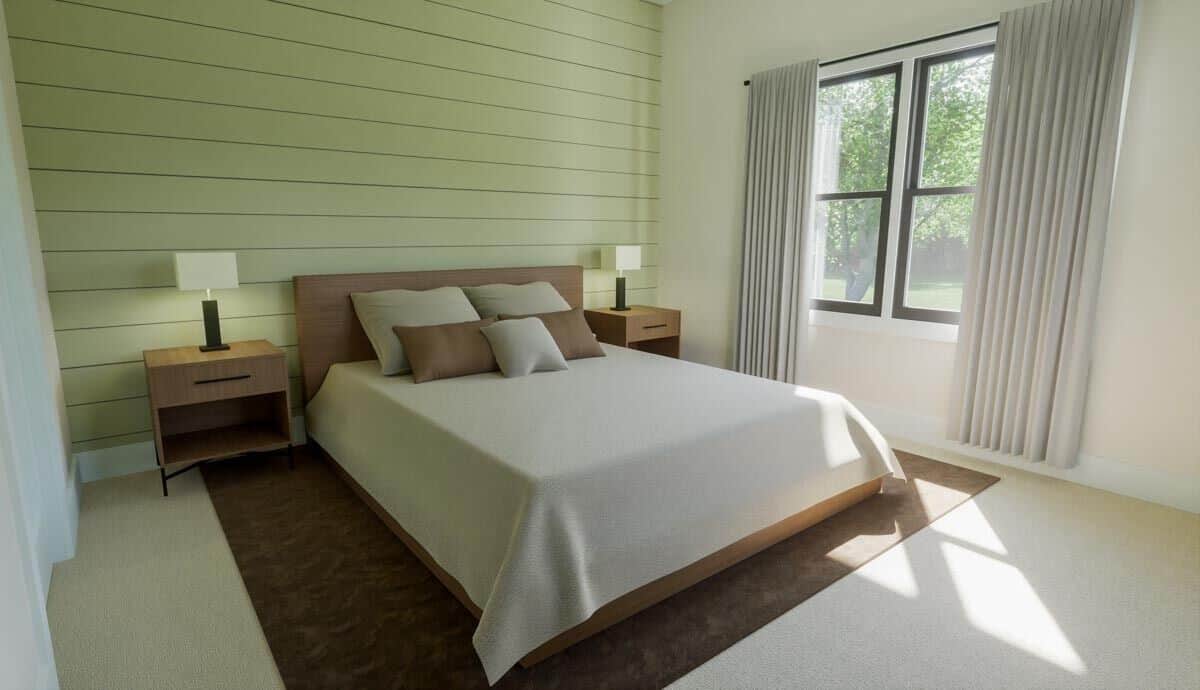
left=144, top=339, right=292, bottom=496
left=584, top=305, right=681, bottom=358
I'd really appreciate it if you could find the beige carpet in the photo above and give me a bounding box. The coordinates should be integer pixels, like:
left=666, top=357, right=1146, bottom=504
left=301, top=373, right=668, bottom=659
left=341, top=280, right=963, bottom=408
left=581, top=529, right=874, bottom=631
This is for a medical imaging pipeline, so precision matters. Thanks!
left=46, top=469, right=283, bottom=690
left=47, top=448, right=1199, bottom=690
left=673, top=443, right=1200, bottom=689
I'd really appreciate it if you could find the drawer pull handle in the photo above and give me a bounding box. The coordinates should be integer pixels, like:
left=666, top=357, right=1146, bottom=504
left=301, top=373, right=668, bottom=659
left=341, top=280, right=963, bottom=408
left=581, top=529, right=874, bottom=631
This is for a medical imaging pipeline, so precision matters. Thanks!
left=194, top=374, right=251, bottom=385
left=643, top=323, right=668, bottom=329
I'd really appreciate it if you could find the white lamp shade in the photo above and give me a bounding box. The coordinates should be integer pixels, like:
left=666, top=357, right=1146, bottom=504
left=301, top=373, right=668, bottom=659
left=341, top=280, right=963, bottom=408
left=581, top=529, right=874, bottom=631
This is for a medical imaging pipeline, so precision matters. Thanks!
left=601, top=245, right=641, bottom=272
left=174, top=252, right=239, bottom=292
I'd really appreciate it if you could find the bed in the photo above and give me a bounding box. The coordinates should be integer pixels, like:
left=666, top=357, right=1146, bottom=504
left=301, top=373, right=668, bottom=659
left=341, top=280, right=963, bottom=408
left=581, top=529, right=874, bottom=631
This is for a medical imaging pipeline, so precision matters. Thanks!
left=294, top=265, right=901, bottom=683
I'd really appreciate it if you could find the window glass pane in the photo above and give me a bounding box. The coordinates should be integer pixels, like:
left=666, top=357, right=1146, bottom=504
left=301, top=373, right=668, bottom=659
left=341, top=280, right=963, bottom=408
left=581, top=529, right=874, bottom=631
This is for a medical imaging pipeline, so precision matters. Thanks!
left=816, top=71, right=897, bottom=194
left=918, top=52, right=994, bottom=188
left=814, top=197, right=883, bottom=303
left=904, top=193, right=975, bottom=310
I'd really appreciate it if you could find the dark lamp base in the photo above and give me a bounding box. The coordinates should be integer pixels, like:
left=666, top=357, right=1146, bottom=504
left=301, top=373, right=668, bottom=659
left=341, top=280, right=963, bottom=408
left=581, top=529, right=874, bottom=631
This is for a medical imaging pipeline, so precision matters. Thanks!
left=200, top=299, right=229, bottom=352
left=613, top=275, right=630, bottom=311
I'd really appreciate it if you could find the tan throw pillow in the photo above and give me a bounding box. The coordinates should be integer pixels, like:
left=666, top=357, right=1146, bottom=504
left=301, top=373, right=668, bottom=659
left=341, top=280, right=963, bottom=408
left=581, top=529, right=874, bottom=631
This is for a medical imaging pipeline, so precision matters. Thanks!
left=392, top=318, right=498, bottom=384
left=499, top=308, right=605, bottom=360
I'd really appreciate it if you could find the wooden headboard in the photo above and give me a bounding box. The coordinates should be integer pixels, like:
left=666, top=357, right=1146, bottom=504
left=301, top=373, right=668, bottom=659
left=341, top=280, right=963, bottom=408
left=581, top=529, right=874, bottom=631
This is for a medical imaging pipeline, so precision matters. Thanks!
left=293, top=265, right=584, bottom=401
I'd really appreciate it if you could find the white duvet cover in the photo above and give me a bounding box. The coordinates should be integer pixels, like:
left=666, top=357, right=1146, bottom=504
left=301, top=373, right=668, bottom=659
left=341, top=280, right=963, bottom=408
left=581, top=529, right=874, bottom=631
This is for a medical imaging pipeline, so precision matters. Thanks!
left=306, top=345, right=900, bottom=683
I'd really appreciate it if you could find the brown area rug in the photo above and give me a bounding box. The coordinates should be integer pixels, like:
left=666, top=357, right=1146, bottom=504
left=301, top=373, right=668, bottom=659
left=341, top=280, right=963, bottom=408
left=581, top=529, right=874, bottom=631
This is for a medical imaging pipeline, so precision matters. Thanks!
left=202, top=447, right=997, bottom=689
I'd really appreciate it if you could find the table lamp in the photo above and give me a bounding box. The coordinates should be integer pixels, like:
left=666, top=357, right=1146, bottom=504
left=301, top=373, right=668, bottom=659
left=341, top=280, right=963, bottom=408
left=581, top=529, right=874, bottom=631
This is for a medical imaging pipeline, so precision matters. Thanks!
left=601, top=245, right=641, bottom=311
left=174, top=252, right=238, bottom=352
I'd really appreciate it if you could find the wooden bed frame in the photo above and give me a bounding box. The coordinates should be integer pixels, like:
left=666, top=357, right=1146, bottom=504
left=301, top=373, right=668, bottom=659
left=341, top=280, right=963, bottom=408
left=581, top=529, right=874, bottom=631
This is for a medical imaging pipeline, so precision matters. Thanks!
left=293, top=265, right=884, bottom=668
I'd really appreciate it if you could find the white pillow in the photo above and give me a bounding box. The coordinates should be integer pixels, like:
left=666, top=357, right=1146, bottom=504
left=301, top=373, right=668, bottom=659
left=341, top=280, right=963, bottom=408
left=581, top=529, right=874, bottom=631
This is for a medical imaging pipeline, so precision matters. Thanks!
left=461, top=281, right=570, bottom=318
left=479, top=318, right=569, bottom=378
left=351, top=287, right=480, bottom=375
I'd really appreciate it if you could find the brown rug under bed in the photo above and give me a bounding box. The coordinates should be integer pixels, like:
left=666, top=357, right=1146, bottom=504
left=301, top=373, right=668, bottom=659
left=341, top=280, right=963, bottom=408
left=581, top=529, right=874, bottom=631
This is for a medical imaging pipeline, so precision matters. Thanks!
left=201, top=446, right=997, bottom=689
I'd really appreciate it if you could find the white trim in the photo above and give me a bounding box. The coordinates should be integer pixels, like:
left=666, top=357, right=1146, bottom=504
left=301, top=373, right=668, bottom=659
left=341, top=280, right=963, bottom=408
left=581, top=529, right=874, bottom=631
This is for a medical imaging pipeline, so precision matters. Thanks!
left=35, top=661, right=58, bottom=690
left=855, top=401, right=1200, bottom=514
left=77, top=414, right=308, bottom=483
left=76, top=443, right=160, bottom=484
left=810, top=309, right=958, bottom=342
left=63, top=456, right=79, bottom=558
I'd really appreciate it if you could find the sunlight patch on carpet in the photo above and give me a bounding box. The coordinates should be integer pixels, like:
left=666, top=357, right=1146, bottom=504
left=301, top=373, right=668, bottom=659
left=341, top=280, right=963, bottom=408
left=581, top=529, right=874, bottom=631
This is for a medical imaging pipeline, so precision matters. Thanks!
left=942, top=541, right=1086, bottom=675
left=847, top=537, right=920, bottom=598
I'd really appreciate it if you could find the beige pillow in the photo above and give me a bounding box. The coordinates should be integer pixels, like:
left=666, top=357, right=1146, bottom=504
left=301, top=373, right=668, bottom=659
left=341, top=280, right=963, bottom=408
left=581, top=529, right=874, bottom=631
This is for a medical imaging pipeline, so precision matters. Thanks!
left=461, top=281, right=570, bottom=318
left=499, top=308, right=604, bottom=360
left=350, top=286, right=480, bottom=375
left=392, top=318, right=498, bottom=384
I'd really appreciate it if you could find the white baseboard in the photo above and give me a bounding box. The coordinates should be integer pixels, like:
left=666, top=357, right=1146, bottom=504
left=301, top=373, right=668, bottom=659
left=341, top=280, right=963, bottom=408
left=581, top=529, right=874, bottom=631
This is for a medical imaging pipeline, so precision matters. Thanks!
left=855, top=401, right=1200, bottom=514
left=36, top=661, right=58, bottom=690
left=77, top=414, right=307, bottom=483
left=60, top=455, right=80, bottom=562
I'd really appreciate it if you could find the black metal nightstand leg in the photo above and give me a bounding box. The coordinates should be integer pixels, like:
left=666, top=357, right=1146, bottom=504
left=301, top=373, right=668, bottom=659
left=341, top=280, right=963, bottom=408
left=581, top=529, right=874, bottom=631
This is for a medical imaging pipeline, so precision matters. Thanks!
left=156, top=444, right=168, bottom=497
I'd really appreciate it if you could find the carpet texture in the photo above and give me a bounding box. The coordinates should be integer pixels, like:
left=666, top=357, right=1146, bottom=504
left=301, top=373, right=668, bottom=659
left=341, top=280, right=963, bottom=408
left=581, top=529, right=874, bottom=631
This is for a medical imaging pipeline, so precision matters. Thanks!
left=202, top=448, right=997, bottom=689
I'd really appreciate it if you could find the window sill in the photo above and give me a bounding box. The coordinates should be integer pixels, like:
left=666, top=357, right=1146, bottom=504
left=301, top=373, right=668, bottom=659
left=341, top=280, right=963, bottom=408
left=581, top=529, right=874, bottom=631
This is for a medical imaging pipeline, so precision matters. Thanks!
left=809, top=309, right=959, bottom=343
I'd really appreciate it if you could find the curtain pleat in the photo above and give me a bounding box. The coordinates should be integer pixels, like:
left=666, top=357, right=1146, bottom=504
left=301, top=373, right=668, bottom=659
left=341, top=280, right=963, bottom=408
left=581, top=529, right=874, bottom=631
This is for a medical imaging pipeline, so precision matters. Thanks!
left=734, top=60, right=819, bottom=383
left=950, top=0, right=1135, bottom=467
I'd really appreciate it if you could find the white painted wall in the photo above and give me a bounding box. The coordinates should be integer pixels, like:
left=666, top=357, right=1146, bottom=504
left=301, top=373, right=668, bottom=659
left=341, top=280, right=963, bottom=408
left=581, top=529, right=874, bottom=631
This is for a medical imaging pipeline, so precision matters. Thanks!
left=0, top=374, right=61, bottom=690
left=0, top=6, right=76, bottom=685
left=660, top=0, right=1199, bottom=505
left=0, top=0, right=77, bottom=593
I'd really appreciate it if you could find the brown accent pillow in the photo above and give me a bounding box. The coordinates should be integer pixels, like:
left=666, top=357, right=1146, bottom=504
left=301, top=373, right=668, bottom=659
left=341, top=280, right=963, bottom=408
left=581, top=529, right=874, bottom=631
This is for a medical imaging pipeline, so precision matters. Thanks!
left=392, top=318, right=498, bottom=383
left=498, top=308, right=605, bottom=360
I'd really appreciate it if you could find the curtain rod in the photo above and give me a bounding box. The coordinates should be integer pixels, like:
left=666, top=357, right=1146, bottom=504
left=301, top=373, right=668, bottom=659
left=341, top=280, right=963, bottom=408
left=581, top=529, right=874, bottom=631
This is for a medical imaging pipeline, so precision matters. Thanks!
left=742, top=20, right=998, bottom=85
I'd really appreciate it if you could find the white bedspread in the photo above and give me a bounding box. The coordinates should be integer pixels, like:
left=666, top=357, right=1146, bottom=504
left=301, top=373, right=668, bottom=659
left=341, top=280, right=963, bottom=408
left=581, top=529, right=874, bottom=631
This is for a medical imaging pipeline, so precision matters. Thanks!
left=306, top=345, right=900, bottom=683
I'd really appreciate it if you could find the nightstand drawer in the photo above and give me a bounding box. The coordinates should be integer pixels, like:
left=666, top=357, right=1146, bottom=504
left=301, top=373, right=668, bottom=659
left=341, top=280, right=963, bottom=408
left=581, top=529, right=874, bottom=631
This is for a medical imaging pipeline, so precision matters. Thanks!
left=626, top=310, right=680, bottom=343
left=149, top=355, right=286, bottom=408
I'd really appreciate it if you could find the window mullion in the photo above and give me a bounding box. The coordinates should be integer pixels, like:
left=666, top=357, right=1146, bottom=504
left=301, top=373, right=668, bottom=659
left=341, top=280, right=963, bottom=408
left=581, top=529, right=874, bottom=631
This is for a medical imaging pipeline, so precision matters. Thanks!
left=816, top=190, right=887, bottom=201
left=878, top=57, right=915, bottom=322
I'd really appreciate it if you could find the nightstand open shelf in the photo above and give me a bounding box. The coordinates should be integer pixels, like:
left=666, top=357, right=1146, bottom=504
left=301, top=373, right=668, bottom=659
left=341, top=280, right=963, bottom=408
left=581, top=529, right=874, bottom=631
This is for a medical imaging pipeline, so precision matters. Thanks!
left=156, top=390, right=291, bottom=466
left=161, top=423, right=291, bottom=466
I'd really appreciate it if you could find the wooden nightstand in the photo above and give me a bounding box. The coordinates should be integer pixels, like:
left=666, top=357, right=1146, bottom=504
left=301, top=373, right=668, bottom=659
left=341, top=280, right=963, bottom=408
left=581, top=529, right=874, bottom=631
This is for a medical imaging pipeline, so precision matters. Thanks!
left=584, top=305, right=681, bottom=358
left=144, top=339, right=292, bottom=496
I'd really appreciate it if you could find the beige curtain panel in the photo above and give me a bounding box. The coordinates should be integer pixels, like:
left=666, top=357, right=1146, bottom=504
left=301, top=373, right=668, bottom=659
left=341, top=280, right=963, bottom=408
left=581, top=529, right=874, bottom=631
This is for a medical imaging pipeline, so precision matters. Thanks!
left=949, top=0, right=1136, bottom=467
left=735, top=60, right=819, bottom=382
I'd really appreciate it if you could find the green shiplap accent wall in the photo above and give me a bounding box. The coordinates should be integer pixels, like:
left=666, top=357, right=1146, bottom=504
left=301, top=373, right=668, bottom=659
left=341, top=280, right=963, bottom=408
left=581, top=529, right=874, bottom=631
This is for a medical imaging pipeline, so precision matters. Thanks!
left=4, top=0, right=661, bottom=456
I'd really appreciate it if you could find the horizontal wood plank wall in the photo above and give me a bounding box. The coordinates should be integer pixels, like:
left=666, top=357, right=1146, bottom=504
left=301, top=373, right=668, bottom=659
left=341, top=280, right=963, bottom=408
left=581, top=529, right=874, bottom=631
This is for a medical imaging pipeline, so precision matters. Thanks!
left=4, top=0, right=661, bottom=457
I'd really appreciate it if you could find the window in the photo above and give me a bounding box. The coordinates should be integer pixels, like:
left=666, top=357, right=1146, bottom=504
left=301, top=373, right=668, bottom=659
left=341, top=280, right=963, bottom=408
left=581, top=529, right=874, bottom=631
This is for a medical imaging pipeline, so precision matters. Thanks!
left=813, top=66, right=900, bottom=316
left=895, top=47, right=994, bottom=323
left=812, top=31, right=995, bottom=327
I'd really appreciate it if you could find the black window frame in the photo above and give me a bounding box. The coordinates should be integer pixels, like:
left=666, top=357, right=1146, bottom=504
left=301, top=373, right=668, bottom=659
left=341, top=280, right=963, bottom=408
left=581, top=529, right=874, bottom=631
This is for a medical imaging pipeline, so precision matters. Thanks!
left=892, top=44, right=995, bottom=324
left=811, top=62, right=902, bottom=317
